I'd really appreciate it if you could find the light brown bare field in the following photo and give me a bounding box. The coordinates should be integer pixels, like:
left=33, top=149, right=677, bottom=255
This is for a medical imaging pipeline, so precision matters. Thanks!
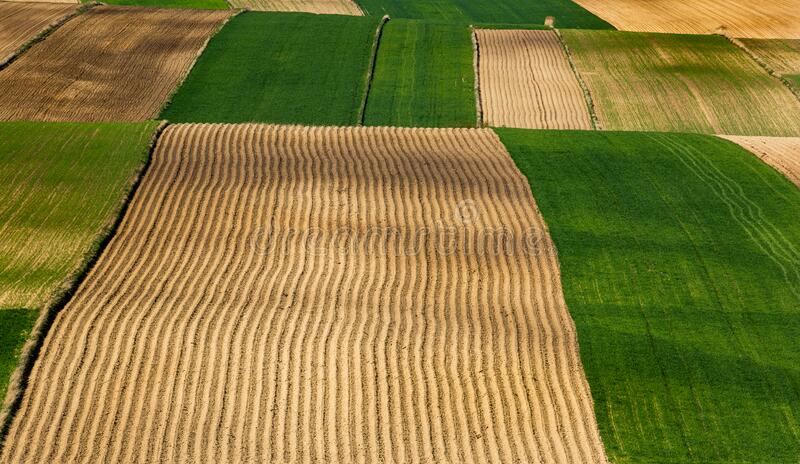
left=0, top=6, right=232, bottom=121
left=0, top=124, right=607, bottom=464
left=228, top=0, right=363, bottom=15
left=476, top=29, right=591, bottom=130
left=0, top=2, right=77, bottom=66
left=721, top=135, right=800, bottom=188
left=2, top=0, right=77, bottom=4
left=571, top=0, right=800, bottom=39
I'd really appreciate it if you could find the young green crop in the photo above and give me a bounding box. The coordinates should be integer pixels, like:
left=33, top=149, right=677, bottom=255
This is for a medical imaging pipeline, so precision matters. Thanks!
left=161, top=12, right=380, bottom=125
left=0, top=121, right=158, bottom=402
left=498, top=129, right=800, bottom=463
left=365, top=20, right=476, bottom=128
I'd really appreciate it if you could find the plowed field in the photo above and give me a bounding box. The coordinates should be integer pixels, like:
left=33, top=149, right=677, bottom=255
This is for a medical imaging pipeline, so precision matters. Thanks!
left=1, top=124, right=606, bottom=464
left=0, top=2, right=77, bottom=66
left=0, top=6, right=232, bottom=121
left=571, top=0, right=800, bottom=39
left=476, top=29, right=591, bottom=130
left=228, top=0, right=363, bottom=15
left=721, top=136, right=800, bottom=187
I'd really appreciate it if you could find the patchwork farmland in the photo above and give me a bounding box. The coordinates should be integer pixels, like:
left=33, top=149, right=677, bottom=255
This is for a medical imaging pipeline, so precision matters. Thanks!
left=1, top=0, right=800, bottom=462
left=1, top=124, right=606, bottom=463
left=475, top=29, right=592, bottom=130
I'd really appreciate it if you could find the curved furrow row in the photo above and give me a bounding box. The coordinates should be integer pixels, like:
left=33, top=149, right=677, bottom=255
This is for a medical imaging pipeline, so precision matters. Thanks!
left=1, top=124, right=606, bottom=463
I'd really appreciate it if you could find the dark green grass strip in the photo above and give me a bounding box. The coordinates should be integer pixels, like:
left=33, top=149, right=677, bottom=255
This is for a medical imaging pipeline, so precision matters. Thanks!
left=354, top=0, right=612, bottom=29
left=497, top=129, right=800, bottom=463
left=0, top=310, right=37, bottom=406
left=364, top=20, right=475, bottom=128
left=161, top=12, right=380, bottom=125
left=84, top=0, right=230, bottom=9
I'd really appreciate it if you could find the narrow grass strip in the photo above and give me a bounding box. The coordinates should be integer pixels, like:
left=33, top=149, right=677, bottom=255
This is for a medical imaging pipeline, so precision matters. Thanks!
left=471, top=26, right=484, bottom=127
left=358, top=15, right=390, bottom=125
left=723, top=34, right=800, bottom=103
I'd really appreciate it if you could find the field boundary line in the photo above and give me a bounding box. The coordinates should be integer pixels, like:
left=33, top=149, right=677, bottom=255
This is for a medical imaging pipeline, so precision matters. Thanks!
left=554, top=28, right=601, bottom=130
left=471, top=26, right=484, bottom=127
left=722, top=34, right=800, bottom=103
left=156, top=9, right=242, bottom=119
left=0, top=121, right=170, bottom=451
left=0, top=1, right=98, bottom=72
left=357, top=14, right=390, bottom=125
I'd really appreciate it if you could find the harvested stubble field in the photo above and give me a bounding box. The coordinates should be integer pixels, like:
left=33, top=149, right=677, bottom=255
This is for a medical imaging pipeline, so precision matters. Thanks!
left=476, top=29, right=592, bottom=130
left=571, top=0, right=800, bottom=39
left=0, top=121, right=159, bottom=409
left=561, top=30, right=800, bottom=136
left=99, top=0, right=230, bottom=8
left=721, top=136, right=800, bottom=188
left=0, top=1, right=77, bottom=66
left=228, top=0, right=363, bottom=15
left=355, top=0, right=612, bottom=29
left=1, top=123, right=607, bottom=463
left=499, top=129, right=800, bottom=462
left=161, top=13, right=378, bottom=125
left=364, top=20, right=476, bottom=128
left=740, top=38, right=800, bottom=89
left=0, top=6, right=232, bottom=122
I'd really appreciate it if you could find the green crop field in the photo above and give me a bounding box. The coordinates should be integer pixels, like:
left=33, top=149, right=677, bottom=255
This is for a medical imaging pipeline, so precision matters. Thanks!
left=161, top=12, right=380, bottom=125
left=90, top=0, right=230, bottom=9
left=498, top=129, right=800, bottom=463
left=561, top=31, right=800, bottom=136
left=0, top=121, right=158, bottom=401
left=740, top=38, right=800, bottom=90
left=364, top=20, right=475, bottom=128
left=355, top=0, right=612, bottom=29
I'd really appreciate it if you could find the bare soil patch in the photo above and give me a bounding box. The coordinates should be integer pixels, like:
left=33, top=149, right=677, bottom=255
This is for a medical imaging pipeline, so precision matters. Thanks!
left=228, top=0, right=363, bottom=15
left=0, top=6, right=232, bottom=121
left=0, top=2, right=77, bottom=66
left=1, top=124, right=606, bottom=463
left=721, top=135, right=800, bottom=188
left=476, top=29, right=592, bottom=130
left=571, top=0, right=800, bottom=39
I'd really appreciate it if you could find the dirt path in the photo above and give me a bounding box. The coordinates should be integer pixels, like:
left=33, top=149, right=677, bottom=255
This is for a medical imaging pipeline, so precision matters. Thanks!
left=0, top=2, right=77, bottom=66
left=1, top=124, right=607, bottom=463
left=721, top=135, right=800, bottom=187
left=572, top=0, right=800, bottom=39
left=0, top=6, right=232, bottom=121
left=475, top=29, right=592, bottom=130
left=228, top=0, right=363, bottom=15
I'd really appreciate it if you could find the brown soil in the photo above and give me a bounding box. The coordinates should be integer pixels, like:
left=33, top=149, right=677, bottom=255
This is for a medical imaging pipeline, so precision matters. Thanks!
left=572, top=0, right=800, bottom=39
left=721, top=135, right=800, bottom=188
left=0, top=124, right=607, bottom=463
left=0, top=2, right=77, bottom=66
left=475, top=29, right=592, bottom=130
left=228, top=0, right=363, bottom=15
left=0, top=6, right=232, bottom=121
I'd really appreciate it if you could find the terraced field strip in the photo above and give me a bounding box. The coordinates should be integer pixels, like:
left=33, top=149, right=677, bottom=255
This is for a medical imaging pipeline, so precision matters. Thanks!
left=161, top=13, right=378, bottom=125
left=0, top=121, right=159, bottom=421
left=571, top=0, right=800, bottom=39
left=364, top=20, right=476, bottom=128
left=721, top=136, right=800, bottom=188
left=561, top=30, right=800, bottom=136
left=2, top=124, right=607, bottom=463
left=0, top=6, right=232, bottom=121
left=228, top=0, right=363, bottom=15
left=740, top=38, right=800, bottom=89
left=354, top=0, right=612, bottom=29
left=476, top=29, right=591, bottom=130
left=0, top=1, right=77, bottom=66
left=499, top=129, right=800, bottom=463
